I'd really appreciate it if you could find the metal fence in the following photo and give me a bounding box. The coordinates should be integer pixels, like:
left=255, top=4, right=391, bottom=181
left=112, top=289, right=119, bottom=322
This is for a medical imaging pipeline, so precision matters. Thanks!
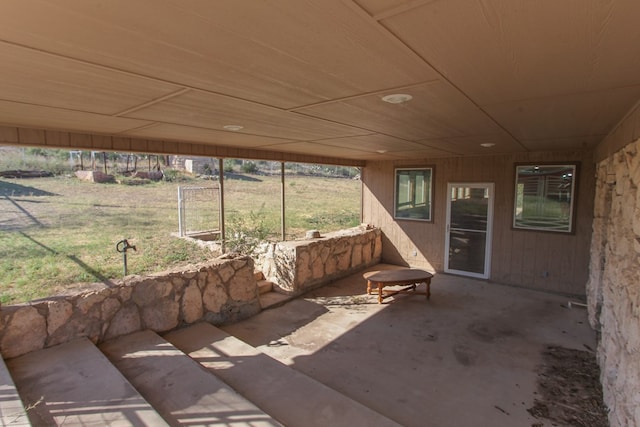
left=177, top=186, right=220, bottom=237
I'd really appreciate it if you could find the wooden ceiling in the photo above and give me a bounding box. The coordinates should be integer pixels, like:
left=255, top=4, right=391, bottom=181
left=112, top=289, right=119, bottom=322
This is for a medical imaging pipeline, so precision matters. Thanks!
left=0, top=0, right=639, bottom=164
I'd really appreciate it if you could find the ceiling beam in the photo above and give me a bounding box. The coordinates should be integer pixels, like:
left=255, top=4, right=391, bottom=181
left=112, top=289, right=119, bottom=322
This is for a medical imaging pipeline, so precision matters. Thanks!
left=0, top=125, right=366, bottom=167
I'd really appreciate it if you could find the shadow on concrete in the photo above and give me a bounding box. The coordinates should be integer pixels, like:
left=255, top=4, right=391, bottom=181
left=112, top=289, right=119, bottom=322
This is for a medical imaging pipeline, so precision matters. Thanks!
left=224, top=299, right=329, bottom=348
left=222, top=265, right=598, bottom=427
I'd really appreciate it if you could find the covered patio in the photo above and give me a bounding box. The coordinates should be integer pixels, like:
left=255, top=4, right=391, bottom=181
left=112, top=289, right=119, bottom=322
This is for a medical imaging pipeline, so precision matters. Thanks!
left=1, top=2, right=639, bottom=425
left=223, top=264, right=599, bottom=426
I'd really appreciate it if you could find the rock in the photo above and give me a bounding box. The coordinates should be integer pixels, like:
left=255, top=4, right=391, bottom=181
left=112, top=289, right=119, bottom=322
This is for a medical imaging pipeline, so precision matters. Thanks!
left=1, top=306, right=47, bottom=358
left=141, top=300, right=179, bottom=332
left=305, top=230, right=321, bottom=238
left=228, top=267, right=258, bottom=302
left=76, top=291, right=107, bottom=314
left=131, top=280, right=172, bottom=306
left=105, top=304, right=141, bottom=340
left=75, top=170, right=115, bottom=183
left=182, top=283, right=203, bottom=324
left=203, top=284, right=228, bottom=313
left=101, top=297, right=121, bottom=321
left=47, top=300, right=73, bottom=335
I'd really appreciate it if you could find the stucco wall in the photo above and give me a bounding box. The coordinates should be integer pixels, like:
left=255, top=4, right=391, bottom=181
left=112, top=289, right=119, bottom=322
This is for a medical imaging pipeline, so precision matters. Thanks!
left=588, top=139, right=640, bottom=426
left=362, top=150, right=595, bottom=295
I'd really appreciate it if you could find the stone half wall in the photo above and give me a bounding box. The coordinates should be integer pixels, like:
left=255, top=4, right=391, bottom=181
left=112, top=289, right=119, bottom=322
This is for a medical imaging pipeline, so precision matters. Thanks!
left=255, top=225, right=382, bottom=295
left=0, top=257, right=259, bottom=359
left=587, top=139, right=640, bottom=426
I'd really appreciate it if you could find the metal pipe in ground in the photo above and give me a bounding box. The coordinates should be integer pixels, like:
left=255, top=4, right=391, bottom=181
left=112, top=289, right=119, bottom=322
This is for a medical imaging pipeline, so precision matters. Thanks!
left=116, top=239, right=136, bottom=276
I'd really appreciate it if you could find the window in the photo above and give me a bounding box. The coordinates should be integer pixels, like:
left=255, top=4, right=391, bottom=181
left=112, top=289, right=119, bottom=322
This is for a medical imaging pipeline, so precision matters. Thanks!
left=395, top=168, right=433, bottom=221
left=513, top=163, right=578, bottom=233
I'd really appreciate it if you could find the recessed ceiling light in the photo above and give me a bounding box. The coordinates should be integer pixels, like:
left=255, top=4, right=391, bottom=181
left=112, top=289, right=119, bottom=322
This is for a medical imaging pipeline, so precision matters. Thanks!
left=223, top=125, right=244, bottom=131
left=381, top=94, right=412, bottom=104
left=480, top=143, right=496, bottom=148
left=376, top=150, right=388, bottom=154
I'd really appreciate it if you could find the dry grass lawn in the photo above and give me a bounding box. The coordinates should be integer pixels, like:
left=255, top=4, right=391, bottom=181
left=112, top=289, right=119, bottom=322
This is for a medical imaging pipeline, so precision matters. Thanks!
left=0, top=173, right=360, bottom=304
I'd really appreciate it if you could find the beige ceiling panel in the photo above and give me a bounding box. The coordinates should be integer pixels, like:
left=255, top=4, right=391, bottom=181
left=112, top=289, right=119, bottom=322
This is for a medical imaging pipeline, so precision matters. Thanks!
left=126, top=91, right=369, bottom=140
left=314, top=134, right=430, bottom=153
left=355, top=0, right=438, bottom=19
left=0, top=100, right=151, bottom=134
left=381, top=146, right=455, bottom=159
left=416, top=132, right=525, bottom=156
left=354, top=0, right=412, bottom=16
left=485, top=86, right=640, bottom=141
left=0, top=0, right=436, bottom=109
left=521, top=135, right=606, bottom=152
left=264, top=141, right=383, bottom=161
left=125, top=124, right=292, bottom=148
left=298, top=81, right=501, bottom=140
left=0, top=43, right=182, bottom=115
left=383, top=0, right=640, bottom=105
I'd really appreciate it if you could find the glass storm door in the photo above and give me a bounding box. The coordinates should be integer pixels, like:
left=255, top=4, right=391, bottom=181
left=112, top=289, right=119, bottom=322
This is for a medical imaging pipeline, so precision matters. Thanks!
left=445, top=183, right=494, bottom=279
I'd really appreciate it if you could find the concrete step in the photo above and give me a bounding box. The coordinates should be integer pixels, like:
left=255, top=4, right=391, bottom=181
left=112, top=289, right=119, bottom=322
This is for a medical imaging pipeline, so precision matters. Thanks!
left=0, top=355, right=30, bottom=426
left=6, top=338, right=167, bottom=426
left=99, top=330, right=280, bottom=427
left=259, top=291, right=293, bottom=310
left=257, top=279, right=273, bottom=295
left=164, top=322, right=401, bottom=427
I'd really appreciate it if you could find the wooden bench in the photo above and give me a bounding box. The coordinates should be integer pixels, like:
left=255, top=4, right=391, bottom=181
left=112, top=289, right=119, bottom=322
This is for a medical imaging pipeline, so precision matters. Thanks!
left=363, top=269, right=433, bottom=304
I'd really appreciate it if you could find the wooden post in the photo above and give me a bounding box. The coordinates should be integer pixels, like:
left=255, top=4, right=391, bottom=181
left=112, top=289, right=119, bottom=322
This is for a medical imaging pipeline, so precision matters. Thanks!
left=281, top=162, right=286, bottom=241
left=103, top=152, right=107, bottom=174
left=219, top=158, right=226, bottom=253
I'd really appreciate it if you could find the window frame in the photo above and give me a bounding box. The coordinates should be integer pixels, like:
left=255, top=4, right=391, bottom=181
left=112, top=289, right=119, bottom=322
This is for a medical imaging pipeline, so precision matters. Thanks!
left=394, top=167, right=434, bottom=222
left=512, top=162, right=579, bottom=234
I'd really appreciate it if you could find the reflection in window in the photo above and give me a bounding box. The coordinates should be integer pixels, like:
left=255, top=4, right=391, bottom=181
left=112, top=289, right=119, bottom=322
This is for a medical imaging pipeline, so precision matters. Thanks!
left=395, top=168, right=433, bottom=221
left=513, top=164, right=577, bottom=233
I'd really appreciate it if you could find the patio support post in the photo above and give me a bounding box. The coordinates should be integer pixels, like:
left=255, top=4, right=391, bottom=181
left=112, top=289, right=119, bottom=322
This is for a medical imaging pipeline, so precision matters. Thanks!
left=281, top=162, right=286, bottom=241
left=219, top=158, right=226, bottom=253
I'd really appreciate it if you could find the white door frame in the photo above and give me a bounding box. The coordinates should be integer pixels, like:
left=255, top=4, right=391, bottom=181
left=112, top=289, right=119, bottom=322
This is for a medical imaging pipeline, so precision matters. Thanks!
left=444, top=182, right=494, bottom=279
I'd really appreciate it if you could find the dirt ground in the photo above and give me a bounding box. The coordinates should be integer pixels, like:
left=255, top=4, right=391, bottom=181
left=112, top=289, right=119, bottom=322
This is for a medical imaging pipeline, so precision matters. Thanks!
left=528, top=346, right=608, bottom=426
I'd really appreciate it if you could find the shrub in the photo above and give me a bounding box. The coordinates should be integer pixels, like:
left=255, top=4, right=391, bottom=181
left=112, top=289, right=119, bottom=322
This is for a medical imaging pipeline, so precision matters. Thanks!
left=223, top=159, right=236, bottom=173
left=226, top=207, right=273, bottom=255
left=1, top=148, right=73, bottom=175
left=241, top=161, right=258, bottom=174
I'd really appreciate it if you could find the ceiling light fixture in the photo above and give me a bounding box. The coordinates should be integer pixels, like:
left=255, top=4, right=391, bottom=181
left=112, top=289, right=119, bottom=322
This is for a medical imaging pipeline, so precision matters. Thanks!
left=381, top=94, right=412, bottom=104
left=223, top=125, right=244, bottom=131
left=376, top=150, right=388, bottom=154
left=480, top=143, right=496, bottom=148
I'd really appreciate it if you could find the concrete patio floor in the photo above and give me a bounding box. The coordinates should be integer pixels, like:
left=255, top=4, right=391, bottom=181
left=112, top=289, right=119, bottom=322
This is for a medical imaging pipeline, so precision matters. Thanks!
left=222, top=264, right=597, bottom=427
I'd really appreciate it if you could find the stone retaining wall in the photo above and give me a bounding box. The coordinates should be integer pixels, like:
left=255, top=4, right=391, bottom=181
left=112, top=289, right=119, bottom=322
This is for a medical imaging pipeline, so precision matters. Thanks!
left=587, top=139, right=640, bottom=426
left=0, top=257, right=259, bottom=359
left=255, top=225, right=382, bottom=295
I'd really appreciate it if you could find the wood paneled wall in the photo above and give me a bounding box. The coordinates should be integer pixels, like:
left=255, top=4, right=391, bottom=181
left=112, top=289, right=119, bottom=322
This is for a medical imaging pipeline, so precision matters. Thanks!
left=362, top=150, right=595, bottom=296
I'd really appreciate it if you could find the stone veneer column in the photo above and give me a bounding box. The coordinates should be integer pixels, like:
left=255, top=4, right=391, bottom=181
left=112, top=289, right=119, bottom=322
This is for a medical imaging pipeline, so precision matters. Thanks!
left=587, top=139, right=640, bottom=426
